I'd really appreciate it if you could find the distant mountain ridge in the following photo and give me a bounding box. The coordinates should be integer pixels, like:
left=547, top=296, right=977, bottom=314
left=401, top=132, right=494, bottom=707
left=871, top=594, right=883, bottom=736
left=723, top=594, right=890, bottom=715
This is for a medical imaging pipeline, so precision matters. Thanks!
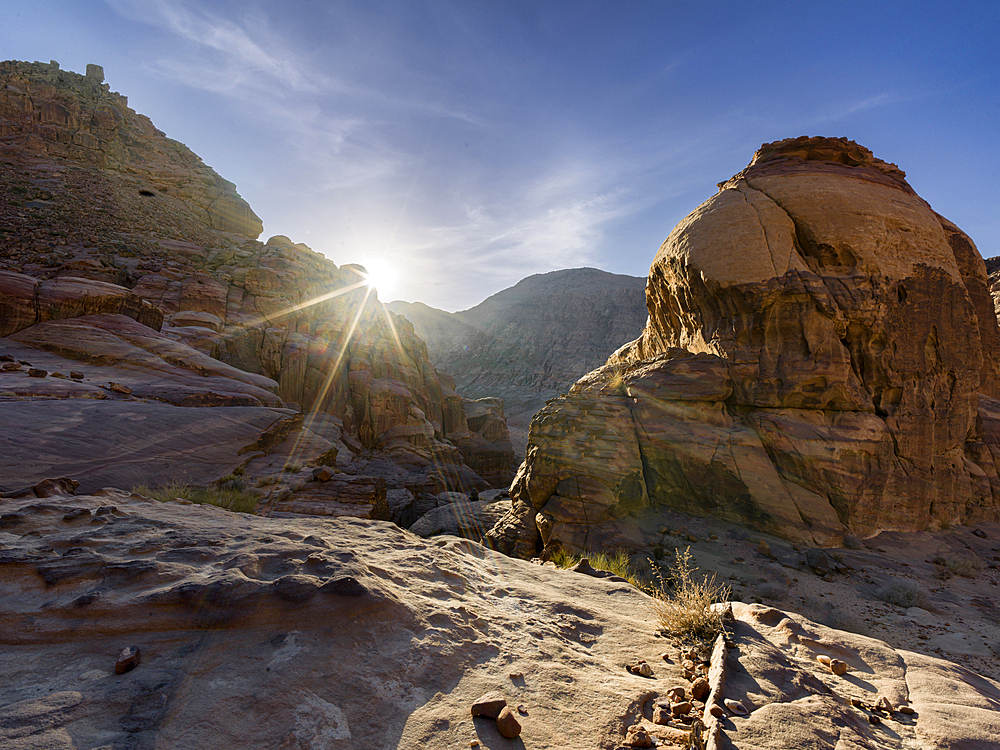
left=389, top=267, right=648, bottom=452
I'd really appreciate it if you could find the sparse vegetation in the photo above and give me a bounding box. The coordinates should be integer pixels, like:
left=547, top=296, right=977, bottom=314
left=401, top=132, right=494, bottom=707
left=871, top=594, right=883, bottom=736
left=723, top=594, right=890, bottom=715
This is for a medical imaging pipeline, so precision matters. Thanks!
left=875, top=580, right=929, bottom=609
left=132, top=482, right=259, bottom=514
left=283, top=462, right=301, bottom=473
left=934, top=557, right=984, bottom=580
left=550, top=547, right=648, bottom=590
left=650, top=546, right=731, bottom=647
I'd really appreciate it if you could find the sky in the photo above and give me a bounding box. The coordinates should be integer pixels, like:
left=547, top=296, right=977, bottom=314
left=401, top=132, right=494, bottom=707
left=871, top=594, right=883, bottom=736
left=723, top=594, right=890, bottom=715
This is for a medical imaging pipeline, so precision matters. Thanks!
left=2, top=1, right=999, bottom=311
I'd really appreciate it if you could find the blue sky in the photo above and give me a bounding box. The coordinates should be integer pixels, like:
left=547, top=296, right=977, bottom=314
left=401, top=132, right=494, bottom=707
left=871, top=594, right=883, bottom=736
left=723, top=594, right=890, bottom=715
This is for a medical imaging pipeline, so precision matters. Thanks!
left=3, top=1, right=998, bottom=310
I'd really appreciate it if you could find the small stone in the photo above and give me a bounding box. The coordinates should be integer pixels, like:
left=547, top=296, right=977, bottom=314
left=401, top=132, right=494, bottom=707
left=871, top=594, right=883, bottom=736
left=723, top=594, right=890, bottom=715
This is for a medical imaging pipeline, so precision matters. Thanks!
left=708, top=533, right=719, bottom=540
left=115, top=646, right=140, bottom=674
left=106, top=382, right=132, bottom=395
left=495, top=706, right=521, bottom=738
left=691, top=677, right=710, bottom=702
left=671, top=701, right=692, bottom=717
left=1, top=363, right=22, bottom=372
left=973, top=529, right=987, bottom=539
left=652, top=706, right=671, bottom=725
left=311, top=466, right=334, bottom=481
left=829, top=659, right=848, bottom=676
left=69, top=371, right=84, bottom=380
left=868, top=714, right=881, bottom=725
left=724, top=699, right=749, bottom=716
left=850, top=698, right=864, bottom=708
left=516, top=704, right=527, bottom=715
left=28, top=368, right=47, bottom=378
left=627, top=659, right=653, bottom=677
left=899, top=705, right=915, bottom=715
left=471, top=691, right=507, bottom=719
left=816, top=654, right=832, bottom=666
left=659, top=652, right=671, bottom=661
left=686, top=533, right=698, bottom=542
left=659, top=526, right=669, bottom=534
left=875, top=697, right=893, bottom=713
left=666, top=686, right=686, bottom=702
left=709, top=704, right=725, bottom=718
left=470, top=741, right=480, bottom=748
left=624, top=726, right=654, bottom=748
left=757, top=540, right=772, bottom=557
left=681, top=659, right=696, bottom=672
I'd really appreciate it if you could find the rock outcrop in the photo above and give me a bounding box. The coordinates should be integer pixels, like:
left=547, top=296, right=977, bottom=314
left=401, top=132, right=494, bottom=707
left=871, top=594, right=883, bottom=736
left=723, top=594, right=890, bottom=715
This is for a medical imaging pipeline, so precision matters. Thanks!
left=0, top=60, right=514, bottom=501
left=2, top=489, right=999, bottom=749
left=390, top=268, right=648, bottom=454
left=488, top=137, right=1000, bottom=556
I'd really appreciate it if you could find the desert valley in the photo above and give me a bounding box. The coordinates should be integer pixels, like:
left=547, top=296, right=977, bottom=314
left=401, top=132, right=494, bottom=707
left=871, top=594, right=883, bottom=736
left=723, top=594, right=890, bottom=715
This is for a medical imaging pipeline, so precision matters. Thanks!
left=3, top=59, right=1000, bottom=750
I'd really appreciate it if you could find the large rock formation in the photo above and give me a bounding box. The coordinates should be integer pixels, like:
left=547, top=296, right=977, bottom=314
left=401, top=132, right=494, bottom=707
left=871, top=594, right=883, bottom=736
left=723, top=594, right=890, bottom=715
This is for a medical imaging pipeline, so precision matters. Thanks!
left=390, top=268, right=648, bottom=453
left=3, top=488, right=1000, bottom=749
left=0, top=60, right=514, bottom=502
left=488, top=137, right=1000, bottom=557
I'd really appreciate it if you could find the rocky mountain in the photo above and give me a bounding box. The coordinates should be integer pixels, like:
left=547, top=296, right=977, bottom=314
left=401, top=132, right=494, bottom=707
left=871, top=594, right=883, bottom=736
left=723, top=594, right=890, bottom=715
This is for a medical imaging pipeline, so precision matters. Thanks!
left=389, top=268, right=648, bottom=453
left=487, top=136, right=1000, bottom=558
left=3, top=488, right=1000, bottom=749
left=0, top=60, right=514, bottom=515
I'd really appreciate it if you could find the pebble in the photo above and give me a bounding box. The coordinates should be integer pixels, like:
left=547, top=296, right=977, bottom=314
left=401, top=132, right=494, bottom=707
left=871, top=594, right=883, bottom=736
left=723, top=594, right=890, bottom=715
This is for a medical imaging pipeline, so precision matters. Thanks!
left=624, top=726, right=654, bottom=747
left=509, top=671, right=524, bottom=681
left=28, top=368, right=47, bottom=378
left=666, top=686, right=686, bottom=702
left=470, top=741, right=479, bottom=748
left=691, top=677, right=710, bottom=702
left=816, top=654, right=832, bottom=666
left=652, top=706, right=671, bottom=725
left=311, top=466, right=334, bottom=481
left=627, top=659, right=653, bottom=677
left=829, top=659, right=848, bottom=676
left=876, top=697, right=893, bottom=712
left=517, top=704, right=528, bottom=715
left=115, top=646, right=140, bottom=675
left=671, top=701, right=692, bottom=717
left=868, top=714, right=881, bottom=725
left=470, top=691, right=507, bottom=719
left=496, top=706, right=521, bottom=738
left=70, top=371, right=84, bottom=379
left=724, top=699, right=749, bottom=716
left=757, top=540, right=772, bottom=557
left=709, top=704, right=725, bottom=718
left=899, top=705, right=916, bottom=715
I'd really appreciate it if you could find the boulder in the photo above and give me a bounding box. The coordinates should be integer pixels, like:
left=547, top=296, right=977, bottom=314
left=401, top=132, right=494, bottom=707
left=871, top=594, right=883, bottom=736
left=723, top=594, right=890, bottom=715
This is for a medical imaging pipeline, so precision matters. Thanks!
left=488, top=137, right=1000, bottom=555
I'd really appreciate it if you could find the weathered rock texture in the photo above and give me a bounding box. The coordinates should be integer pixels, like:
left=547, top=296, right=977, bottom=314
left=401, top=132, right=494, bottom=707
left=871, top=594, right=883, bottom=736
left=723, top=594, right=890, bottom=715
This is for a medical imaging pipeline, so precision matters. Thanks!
left=389, top=268, right=648, bottom=455
left=2, top=490, right=999, bottom=749
left=488, top=137, right=1000, bottom=557
left=0, top=60, right=514, bottom=500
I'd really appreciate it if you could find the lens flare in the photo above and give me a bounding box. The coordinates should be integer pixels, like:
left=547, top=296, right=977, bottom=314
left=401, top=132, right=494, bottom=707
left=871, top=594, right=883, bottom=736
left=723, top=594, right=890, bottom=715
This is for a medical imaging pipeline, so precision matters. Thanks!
left=361, top=258, right=399, bottom=301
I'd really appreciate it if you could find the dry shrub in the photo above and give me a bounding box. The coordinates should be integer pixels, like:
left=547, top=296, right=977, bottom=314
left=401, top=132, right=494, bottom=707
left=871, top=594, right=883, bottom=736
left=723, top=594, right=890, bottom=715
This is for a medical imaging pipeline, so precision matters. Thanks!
left=876, top=580, right=929, bottom=609
left=550, top=548, right=647, bottom=589
left=650, top=546, right=731, bottom=647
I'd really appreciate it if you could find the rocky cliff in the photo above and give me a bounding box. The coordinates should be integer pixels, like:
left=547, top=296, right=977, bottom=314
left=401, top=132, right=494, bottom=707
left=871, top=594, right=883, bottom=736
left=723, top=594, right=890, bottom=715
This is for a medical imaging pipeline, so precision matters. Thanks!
left=0, top=60, right=514, bottom=505
left=487, top=136, right=1000, bottom=557
left=389, top=268, right=648, bottom=454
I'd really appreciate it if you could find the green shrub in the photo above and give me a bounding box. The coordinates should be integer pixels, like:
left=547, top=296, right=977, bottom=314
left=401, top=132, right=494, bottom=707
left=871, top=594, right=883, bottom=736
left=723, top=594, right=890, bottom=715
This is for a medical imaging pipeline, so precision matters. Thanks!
left=550, top=547, right=648, bottom=590
left=133, top=482, right=258, bottom=514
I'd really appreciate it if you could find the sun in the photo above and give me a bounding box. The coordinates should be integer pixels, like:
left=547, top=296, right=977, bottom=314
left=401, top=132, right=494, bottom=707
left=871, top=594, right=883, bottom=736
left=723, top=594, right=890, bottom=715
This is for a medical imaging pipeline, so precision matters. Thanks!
left=361, top=257, right=399, bottom=301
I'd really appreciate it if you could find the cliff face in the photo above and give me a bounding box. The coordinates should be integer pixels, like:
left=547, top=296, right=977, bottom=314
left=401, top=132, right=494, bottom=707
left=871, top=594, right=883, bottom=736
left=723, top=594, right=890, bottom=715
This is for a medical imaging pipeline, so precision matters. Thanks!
left=390, top=268, right=648, bottom=454
left=0, top=60, right=513, bottom=497
left=487, top=137, right=1000, bottom=557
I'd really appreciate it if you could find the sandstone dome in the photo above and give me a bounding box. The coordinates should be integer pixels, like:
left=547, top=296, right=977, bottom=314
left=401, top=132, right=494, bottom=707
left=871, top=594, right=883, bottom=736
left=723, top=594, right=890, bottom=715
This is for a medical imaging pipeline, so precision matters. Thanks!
left=488, top=137, right=1000, bottom=556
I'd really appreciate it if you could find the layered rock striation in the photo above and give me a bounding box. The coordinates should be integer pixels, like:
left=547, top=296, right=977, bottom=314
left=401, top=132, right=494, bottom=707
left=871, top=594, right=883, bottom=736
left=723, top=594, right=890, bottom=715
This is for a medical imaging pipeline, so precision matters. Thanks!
left=488, top=137, right=1000, bottom=556
left=0, top=60, right=514, bottom=500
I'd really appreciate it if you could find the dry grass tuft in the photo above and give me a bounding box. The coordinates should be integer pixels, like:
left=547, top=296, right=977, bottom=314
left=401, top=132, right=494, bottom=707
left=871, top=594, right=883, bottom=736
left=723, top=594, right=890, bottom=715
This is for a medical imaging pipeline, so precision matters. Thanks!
left=650, top=546, right=731, bottom=647
left=132, top=482, right=259, bottom=514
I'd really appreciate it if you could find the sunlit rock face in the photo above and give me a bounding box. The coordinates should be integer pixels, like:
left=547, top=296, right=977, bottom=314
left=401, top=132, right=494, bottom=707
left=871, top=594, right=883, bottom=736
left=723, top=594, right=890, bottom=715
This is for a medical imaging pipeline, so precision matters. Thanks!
left=488, top=136, right=1000, bottom=556
left=0, top=61, right=514, bottom=496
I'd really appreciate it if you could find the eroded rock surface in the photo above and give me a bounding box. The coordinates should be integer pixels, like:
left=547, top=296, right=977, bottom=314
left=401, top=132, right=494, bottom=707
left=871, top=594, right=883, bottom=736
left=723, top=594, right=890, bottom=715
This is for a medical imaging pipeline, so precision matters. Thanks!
left=0, top=60, right=514, bottom=500
left=2, top=491, right=998, bottom=749
left=488, top=137, right=1000, bottom=556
